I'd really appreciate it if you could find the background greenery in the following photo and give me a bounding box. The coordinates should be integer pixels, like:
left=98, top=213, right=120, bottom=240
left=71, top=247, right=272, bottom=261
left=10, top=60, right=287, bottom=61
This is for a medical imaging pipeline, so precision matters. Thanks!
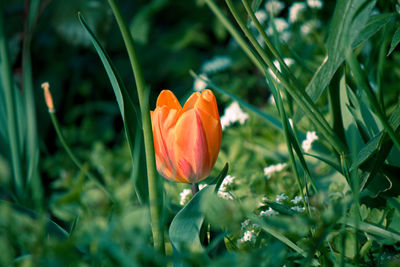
left=1, top=0, right=400, bottom=266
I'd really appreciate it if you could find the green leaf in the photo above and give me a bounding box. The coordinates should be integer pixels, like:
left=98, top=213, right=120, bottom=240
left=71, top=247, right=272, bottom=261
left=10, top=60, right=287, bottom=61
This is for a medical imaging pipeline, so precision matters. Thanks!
left=353, top=13, right=394, bottom=48
left=296, top=0, right=376, bottom=121
left=387, top=25, right=400, bottom=56
left=344, top=219, right=400, bottom=242
left=169, top=165, right=228, bottom=254
left=79, top=13, right=147, bottom=202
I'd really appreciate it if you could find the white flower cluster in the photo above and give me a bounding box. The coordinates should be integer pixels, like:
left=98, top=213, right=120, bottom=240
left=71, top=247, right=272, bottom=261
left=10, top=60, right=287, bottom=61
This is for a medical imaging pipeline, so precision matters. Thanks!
left=179, top=189, right=192, bottom=206
left=290, top=195, right=303, bottom=204
left=220, top=102, right=249, bottom=130
left=266, top=18, right=290, bottom=42
left=291, top=206, right=306, bottom=213
left=238, top=230, right=256, bottom=244
left=265, top=0, right=285, bottom=16
left=260, top=207, right=279, bottom=216
left=241, top=219, right=251, bottom=230
left=307, top=0, right=323, bottom=9
left=268, top=58, right=295, bottom=82
left=217, top=175, right=235, bottom=199
left=193, top=74, right=208, bottom=92
left=263, top=163, right=287, bottom=178
left=301, top=131, right=318, bottom=152
left=300, top=19, right=321, bottom=35
left=288, top=2, right=306, bottom=23
left=201, top=56, right=233, bottom=74
left=275, top=193, right=288, bottom=202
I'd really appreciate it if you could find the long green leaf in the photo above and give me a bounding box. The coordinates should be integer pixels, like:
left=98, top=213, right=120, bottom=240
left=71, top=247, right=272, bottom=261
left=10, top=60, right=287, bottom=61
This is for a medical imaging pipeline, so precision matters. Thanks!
left=295, top=0, right=377, bottom=122
left=78, top=13, right=148, bottom=202
left=387, top=25, right=400, bottom=56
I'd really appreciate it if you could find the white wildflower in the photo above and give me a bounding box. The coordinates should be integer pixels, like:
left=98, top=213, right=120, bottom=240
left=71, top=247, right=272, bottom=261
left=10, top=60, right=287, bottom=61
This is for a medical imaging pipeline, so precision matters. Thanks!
left=291, top=206, right=306, bottom=213
left=265, top=0, right=285, bottom=16
left=238, top=230, right=256, bottom=244
left=300, top=19, right=321, bottom=35
left=288, top=2, right=306, bottom=23
left=260, top=207, right=279, bottom=216
left=241, top=219, right=251, bottom=230
left=220, top=102, right=249, bottom=130
left=267, top=58, right=294, bottom=82
left=201, top=56, right=232, bottom=74
left=307, top=0, right=323, bottom=9
left=220, top=175, right=235, bottom=191
left=199, top=183, right=207, bottom=190
left=291, top=195, right=303, bottom=204
left=301, top=131, right=318, bottom=152
left=250, top=10, right=268, bottom=28
left=275, top=193, right=288, bottom=202
left=193, top=74, right=208, bottom=92
left=179, top=189, right=192, bottom=206
left=263, top=163, right=287, bottom=178
left=267, top=18, right=289, bottom=35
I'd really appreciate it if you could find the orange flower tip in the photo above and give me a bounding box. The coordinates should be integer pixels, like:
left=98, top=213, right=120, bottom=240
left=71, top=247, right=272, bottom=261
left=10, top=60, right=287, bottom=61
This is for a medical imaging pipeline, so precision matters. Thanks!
left=41, top=82, right=55, bottom=113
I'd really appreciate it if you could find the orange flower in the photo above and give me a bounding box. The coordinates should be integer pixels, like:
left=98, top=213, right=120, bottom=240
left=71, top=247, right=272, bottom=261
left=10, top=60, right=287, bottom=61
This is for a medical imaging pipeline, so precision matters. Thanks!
left=151, top=89, right=222, bottom=183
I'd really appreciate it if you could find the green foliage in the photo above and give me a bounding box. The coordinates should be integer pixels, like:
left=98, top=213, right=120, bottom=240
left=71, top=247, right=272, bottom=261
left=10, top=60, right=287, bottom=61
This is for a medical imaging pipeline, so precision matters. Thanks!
left=1, top=0, right=400, bottom=266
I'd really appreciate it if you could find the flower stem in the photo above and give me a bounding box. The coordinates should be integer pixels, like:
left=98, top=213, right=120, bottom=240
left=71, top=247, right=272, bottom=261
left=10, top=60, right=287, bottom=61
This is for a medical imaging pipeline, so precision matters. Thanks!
left=107, top=0, right=165, bottom=253
left=191, top=183, right=199, bottom=196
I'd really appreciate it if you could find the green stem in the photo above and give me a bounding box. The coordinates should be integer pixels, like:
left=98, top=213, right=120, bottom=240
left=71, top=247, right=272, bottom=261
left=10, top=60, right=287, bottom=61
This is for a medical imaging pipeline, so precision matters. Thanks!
left=107, top=0, right=165, bottom=253
left=0, top=6, right=24, bottom=199
left=241, top=0, right=296, bottom=83
left=48, top=112, right=115, bottom=203
left=224, top=0, right=346, bottom=155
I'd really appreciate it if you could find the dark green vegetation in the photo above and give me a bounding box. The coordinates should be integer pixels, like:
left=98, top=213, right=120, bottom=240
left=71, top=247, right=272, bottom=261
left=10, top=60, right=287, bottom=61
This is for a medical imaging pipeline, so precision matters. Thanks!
left=1, top=0, right=400, bottom=266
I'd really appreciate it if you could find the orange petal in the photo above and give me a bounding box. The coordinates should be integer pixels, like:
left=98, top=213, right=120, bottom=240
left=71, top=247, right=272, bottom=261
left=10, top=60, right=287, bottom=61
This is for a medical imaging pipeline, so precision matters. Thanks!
left=174, top=109, right=210, bottom=183
left=156, top=90, right=181, bottom=111
left=180, top=92, right=200, bottom=114
left=152, top=106, right=179, bottom=181
left=196, top=107, right=222, bottom=167
left=196, top=90, right=220, bottom=120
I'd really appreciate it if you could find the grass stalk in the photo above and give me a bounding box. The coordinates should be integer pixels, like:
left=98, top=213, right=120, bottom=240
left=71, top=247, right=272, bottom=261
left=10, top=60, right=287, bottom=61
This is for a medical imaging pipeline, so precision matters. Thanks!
left=107, top=0, right=165, bottom=253
left=0, top=6, right=24, bottom=200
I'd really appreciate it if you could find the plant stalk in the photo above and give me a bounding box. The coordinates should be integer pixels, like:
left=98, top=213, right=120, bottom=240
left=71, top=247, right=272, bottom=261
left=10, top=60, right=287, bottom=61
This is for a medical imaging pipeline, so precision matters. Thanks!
left=108, top=0, right=165, bottom=253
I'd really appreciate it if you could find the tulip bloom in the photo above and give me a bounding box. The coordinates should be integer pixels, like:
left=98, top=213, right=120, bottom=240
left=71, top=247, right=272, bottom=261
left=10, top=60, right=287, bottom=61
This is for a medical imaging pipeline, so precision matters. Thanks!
left=151, top=89, right=222, bottom=183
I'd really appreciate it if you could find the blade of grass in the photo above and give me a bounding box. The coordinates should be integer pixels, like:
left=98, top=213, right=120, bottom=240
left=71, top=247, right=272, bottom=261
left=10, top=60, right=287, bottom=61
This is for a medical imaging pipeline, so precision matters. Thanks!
left=107, top=0, right=165, bottom=253
left=224, top=0, right=346, bottom=154
left=78, top=13, right=148, bottom=203
left=0, top=5, right=24, bottom=199
left=22, top=0, right=43, bottom=208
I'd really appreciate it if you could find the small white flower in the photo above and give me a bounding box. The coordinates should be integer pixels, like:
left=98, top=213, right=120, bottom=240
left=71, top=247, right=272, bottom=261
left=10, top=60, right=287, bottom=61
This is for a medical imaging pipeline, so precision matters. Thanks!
left=300, top=19, right=321, bottom=35
left=302, top=131, right=318, bottom=152
left=220, top=102, right=249, bottom=130
left=265, top=0, right=285, bottom=16
left=263, top=163, right=287, bottom=178
left=238, top=230, right=256, bottom=243
left=201, top=56, right=233, bottom=74
left=179, top=189, right=192, bottom=206
left=267, top=58, right=294, bottom=82
left=193, top=74, right=208, bottom=92
left=291, top=195, right=302, bottom=204
left=250, top=10, right=268, bottom=28
left=291, top=206, right=306, bottom=213
left=199, top=183, right=207, bottom=190
left=288, top=2, right=306, bottom=23
left=241, top=219, right=251, bottom=230
left=306, top=0, right=323, bottom=9
left=275, top=193, right=288, bottom=202
left=220, top=175, right=235, bottom=191
left=260, top=207, right=279, bottom=216
left=267, top=18, right=289, bottom=34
